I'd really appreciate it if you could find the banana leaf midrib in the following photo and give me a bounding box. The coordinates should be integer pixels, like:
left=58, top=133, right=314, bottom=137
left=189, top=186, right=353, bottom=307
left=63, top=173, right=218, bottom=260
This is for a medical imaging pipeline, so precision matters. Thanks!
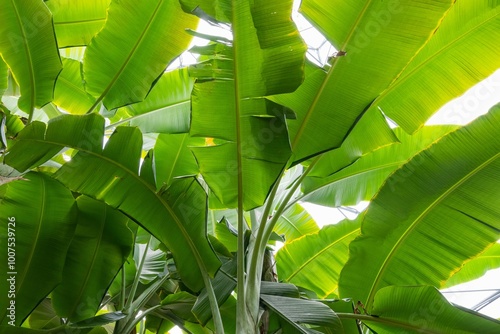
left=108, top=101, right=190, bottom=129
left=64, top=204, right=108, bottom=319
left=365, top=152, right=500, bottom=308
left=55, top=18, right=107, bottom=26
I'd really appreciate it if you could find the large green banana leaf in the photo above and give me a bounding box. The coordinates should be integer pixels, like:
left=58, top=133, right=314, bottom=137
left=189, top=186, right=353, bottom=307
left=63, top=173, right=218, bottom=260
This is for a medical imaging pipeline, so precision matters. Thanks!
left=46, top=0, right=110, bottom=48
left=112, top=68, right=194, bottom=134
left=270, top=63, right=397, bottom=165
left=274, top=203, right=319, bottom=243
left=270, top=0, right=454, bottom=163
left=154, top=133, right=203, bottom=190
left=301, top=126, right=456, bottom=207
left=53, top=58, right=96, bottom=114
left=363, top=286, right=500, bottom=333
left=83, top=0, right=198, bottom=111
left=0, top=0, right=61, bottom=114
left=277, top=219, right=360, bottom=299
left=371, top=0, right=500, bottom=132
left=339, top=103, right=500, bottom=309
left=444, top=243, right=500, bottom=289
left=0, top=172, right=77, bottom=326
left=188, top=0, right=306, bottom=210
left=52, top=196, right=133, bottom=322
left=5, top=114, right=220, bottom=291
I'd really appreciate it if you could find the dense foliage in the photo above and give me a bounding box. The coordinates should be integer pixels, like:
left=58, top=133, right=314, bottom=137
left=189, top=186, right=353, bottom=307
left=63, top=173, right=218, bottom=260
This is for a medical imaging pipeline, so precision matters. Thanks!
left=0, top=0, right=499, bottom=333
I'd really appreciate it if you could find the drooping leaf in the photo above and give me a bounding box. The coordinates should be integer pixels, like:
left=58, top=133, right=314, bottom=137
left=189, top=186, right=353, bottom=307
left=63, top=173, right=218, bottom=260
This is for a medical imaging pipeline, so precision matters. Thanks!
left=371, top=1, right=500, bottom=132
left=339, top=103, right=500, bottom=309
left=0, top=0, right=62, bottom=113
left=5, top=114, right=104, bottom=172
left=302, top=126, right=457, bottom=207
left=70, top=312, right=126, bottom=329
left=0, top=172, right=77, bottom=326
left=53, top=58, right=96, bottom=114
left=274, top=203, right=319, bottom=243
left=277, top=219, right=360, bottom=299
left=271, top=0, right=454, bottom=163
left=260, top=294, right=342, bottom=333
left=5, top=114, right=220, bottom=291
left=113, top=68, right=194, bottom=134
left=444, top=243, right=500, bottom=289
left=83, top=0, right=198, bottom=111
left=46, top=0, right=110, bottom=48
left=364, top=286, right=500, bottom=333
left=153, top=133, right=203, bottom=189
left=52, top=196, right=133, bottom=322
left=189, top=0, right=306, bottom=210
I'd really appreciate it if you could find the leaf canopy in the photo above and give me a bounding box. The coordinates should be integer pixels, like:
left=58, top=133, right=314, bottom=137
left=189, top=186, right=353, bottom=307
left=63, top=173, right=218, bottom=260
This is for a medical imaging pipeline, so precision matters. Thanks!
left=189, top=0, right=306, bottom=210
left=339, top=103, right=500, bottom=309
left=5, top=114, right=220, bottom=292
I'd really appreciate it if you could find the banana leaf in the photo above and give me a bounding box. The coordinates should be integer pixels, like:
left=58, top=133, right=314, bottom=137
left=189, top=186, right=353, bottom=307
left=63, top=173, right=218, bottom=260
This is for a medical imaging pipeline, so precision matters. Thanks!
left=277, top=219, right=360, bottom=299
left=339, top=103, right=500, bottom=309
left=0, top=172, right=77, bottom=325
left=302, top=126, right=457, bottom=207
left=53, top=58, right=96, bottom=114
left=189, top=0, right=306, bottom=209
left=363, top=286, right=500, bottom=333
left=5, top=114, right=220, bottom=291
left=83, top=0, right=198, bottom=111
left=371, top=1, right=500, bottom=132
left=0, top=0, right=61, bottom=114
left=112, top=68, right=194, bottom=134
left=52, top=196, right=133, bottom=322
left=271, top=0, right=454, bottom=163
